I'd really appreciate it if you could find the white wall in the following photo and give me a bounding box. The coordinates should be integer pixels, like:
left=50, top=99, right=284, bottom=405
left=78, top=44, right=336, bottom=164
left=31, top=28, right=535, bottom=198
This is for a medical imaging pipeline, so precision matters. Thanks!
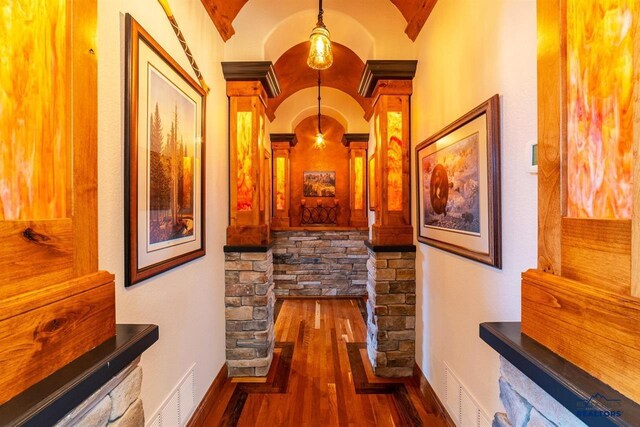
left=411, top=0, right=538, bottom=416
left=97, top=0, right=228, bottom=418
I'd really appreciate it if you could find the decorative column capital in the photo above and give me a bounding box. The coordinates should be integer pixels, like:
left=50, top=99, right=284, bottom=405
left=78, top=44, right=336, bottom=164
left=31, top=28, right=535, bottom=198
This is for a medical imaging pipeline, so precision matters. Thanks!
left=222, top=61, right=281, bottom=98
left=270, top=133, right=298, bottom=149
left=341, top=133, right=369, bottom=148
left=357, top=60, right=417, bottom=97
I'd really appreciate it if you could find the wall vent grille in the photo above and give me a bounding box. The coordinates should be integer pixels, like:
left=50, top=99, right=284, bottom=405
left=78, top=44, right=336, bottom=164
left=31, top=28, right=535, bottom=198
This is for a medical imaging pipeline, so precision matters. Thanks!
left=146, top=364, right=196, bottom=427
left=443, top=362, right=491, bottom=427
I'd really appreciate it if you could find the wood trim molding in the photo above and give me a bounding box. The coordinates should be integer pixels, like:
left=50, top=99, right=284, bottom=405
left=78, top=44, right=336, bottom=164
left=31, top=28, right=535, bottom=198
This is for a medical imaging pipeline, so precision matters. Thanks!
left=270, top=133, right=298, bottom=147
left=341, top=133, right=370, bottom=147
left=221, top=61, right=281, bottom=98
left=186, top=364, right=228, bottom=427
left=358, top=60, right=418, bottom=98
left=536, top=0, right=563, bottom=275
left=631, top=0, right=640, bottom=298
left=413, top=364, right=456, bottom=427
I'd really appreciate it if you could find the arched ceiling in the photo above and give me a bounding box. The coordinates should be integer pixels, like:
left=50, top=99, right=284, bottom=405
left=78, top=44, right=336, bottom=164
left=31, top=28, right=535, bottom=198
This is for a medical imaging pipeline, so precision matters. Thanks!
left=269, top=42, right=370, bottom=114
left=294, top=114, right=346, bottom=149
left=271, top=87, right=370, bottom=133
left=201, top=0, right=436, bottom=42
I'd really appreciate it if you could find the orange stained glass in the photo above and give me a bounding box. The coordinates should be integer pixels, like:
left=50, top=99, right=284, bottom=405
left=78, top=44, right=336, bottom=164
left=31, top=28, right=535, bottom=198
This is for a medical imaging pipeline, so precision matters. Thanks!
left=354, top=157, right=364, bottom=210
left=276, top=157, right=286, bottom=211
left=387, top=112, right=403, bottom=211
left=259, top=116, right=265, bottom=212
left=369, top=156, right=376, bottom=209
left=566, top=0, right=634, bottom=219
left=0, top=0, right=69, bottom=220
left=237, top=112, right=253, bottom=211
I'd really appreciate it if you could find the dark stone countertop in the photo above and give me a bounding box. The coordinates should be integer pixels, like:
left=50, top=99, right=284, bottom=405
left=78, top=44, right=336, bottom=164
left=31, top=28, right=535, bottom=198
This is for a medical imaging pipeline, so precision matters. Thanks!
left=0, top=324, right=159, bottom=427
left=480, top=322, right=640, bottom=427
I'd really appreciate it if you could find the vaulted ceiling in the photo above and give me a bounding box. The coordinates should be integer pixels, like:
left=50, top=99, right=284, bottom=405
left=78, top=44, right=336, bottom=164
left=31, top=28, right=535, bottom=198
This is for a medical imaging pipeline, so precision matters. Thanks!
left=269, top=42, right=370, bottom=113
left=201, top=0, right=437, bottom=42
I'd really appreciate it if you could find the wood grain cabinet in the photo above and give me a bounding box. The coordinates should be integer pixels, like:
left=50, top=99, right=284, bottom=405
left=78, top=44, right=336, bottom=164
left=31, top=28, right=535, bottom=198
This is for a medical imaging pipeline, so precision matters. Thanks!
left=0, top=0, right=115, bottom=404
left=524, top=0, right=640, bottom=403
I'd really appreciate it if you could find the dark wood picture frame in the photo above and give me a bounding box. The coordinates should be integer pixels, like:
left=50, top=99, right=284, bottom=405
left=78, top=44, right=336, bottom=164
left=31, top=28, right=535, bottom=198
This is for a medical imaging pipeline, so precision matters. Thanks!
left=125, top=14, right=206, bottom=286
left=415, top=94, right=501, bottom=268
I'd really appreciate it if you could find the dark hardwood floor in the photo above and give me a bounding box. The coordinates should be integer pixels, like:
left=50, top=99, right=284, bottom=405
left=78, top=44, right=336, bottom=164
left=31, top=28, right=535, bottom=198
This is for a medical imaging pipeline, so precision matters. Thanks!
left=201, top=299, right=450, bottom=426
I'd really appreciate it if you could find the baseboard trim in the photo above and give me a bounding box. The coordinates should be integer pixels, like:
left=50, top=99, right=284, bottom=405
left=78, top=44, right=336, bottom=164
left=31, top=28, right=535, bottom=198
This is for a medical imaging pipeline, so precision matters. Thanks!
left=186, top=363, right=228, bottom=427
left=414, top=364, right=456, bottom=427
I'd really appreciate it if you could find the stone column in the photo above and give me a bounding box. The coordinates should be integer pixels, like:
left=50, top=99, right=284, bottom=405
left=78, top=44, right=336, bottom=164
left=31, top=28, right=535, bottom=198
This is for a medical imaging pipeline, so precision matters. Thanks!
left=358, top=60, right=418, bottom=378
left=366, top=245, right=416, bottom=377
left=225, top=249, right=275, bottom=377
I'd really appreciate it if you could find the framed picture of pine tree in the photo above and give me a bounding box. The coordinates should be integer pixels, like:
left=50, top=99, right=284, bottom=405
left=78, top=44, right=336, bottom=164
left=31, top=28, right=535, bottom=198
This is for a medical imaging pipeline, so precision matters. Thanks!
left=125, top=14, right=206, bottom=286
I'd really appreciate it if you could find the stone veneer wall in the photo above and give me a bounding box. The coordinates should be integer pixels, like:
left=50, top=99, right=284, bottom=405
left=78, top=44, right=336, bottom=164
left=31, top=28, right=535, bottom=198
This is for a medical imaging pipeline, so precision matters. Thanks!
left=55, top=358, right=144, bottom=426
left=493, top=356, right=587, bottom=427
left=272, top=230, right=369, bottom=296
left=366, top=248, right=416, bottom=377
left=224, top=250, right=275, bottom=377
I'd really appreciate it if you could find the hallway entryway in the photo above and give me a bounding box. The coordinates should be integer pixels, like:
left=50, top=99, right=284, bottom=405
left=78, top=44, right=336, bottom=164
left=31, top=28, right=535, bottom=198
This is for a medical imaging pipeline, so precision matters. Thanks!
left=200, top=299, right=450, bottom=426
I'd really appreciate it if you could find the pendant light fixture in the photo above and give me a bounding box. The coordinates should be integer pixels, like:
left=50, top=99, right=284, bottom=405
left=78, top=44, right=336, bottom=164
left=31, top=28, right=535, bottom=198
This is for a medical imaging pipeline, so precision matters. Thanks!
left=307, top=0, right=333, bottom=70
left=314, top=71, right=326, bottom=150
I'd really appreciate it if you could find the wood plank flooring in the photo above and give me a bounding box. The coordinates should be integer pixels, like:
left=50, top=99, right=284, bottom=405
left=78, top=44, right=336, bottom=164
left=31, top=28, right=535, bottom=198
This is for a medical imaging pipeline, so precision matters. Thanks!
left=201, top=299, right=450, bottom=426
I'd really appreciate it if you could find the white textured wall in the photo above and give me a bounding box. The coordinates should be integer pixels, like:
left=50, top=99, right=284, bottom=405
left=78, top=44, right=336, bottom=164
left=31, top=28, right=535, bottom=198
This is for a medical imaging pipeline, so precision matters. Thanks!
left=411, top=0, right=538, bottom=416
left=97, top=0, right=228, bottom=418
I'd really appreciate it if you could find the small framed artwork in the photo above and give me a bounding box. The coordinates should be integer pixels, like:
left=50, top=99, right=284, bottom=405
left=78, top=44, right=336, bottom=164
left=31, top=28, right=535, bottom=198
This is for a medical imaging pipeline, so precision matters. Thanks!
left=125, top=14, right=206, bottom=286
left=303, top=171, right=336, bottom=197
left=368, top=154, right=376, bottom=211
left=415, top=95, right=501, bottom=268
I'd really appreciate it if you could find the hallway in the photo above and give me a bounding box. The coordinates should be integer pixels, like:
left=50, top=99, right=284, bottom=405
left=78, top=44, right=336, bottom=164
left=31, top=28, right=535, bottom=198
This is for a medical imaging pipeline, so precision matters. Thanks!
left=199, top=299, right=450, bottom=426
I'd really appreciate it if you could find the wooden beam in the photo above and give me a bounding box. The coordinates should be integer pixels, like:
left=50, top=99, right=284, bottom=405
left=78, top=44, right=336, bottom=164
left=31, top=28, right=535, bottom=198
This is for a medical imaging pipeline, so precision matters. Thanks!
left=200, top=0, right=248, bottom=42
left=404, top=0, right=438, bottom=41
left=390, top=0, right=438, bottom=41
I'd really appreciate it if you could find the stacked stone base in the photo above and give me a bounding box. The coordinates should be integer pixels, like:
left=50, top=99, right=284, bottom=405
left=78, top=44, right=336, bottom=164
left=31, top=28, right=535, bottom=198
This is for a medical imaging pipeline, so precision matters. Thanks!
left=366, top=248, right=416, bottom=377
left=272, top=230, right=369, bottom=296
left=55, top=359, right=144, bottom=426
left=493, top=356, right=587, bottom=427
left=225, top=250, right=275, bottom=377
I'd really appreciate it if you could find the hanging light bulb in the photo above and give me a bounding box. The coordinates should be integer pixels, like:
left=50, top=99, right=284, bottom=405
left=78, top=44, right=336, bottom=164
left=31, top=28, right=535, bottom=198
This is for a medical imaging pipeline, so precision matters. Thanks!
left=314, top=132, right=326, bottom=149
left=307, top=0, right=333, bottom=70
left=313, top=71, right=326, bottom=150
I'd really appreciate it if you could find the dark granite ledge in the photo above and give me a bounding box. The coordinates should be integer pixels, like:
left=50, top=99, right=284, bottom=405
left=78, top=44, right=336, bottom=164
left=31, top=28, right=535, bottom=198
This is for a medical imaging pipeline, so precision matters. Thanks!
left=364, top=240, right=416, bottom=252
left=480, top=322, right=640, bottom=427
left=223, top=242, right=274, bottom=253
left=0, top=324, right=159, bottom=427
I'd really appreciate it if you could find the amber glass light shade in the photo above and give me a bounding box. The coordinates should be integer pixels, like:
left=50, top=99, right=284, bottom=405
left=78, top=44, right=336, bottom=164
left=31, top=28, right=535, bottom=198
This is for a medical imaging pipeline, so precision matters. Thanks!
left=307, top=26, right=333, bottom=70
left=314, top=132, right=326, bottom=149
